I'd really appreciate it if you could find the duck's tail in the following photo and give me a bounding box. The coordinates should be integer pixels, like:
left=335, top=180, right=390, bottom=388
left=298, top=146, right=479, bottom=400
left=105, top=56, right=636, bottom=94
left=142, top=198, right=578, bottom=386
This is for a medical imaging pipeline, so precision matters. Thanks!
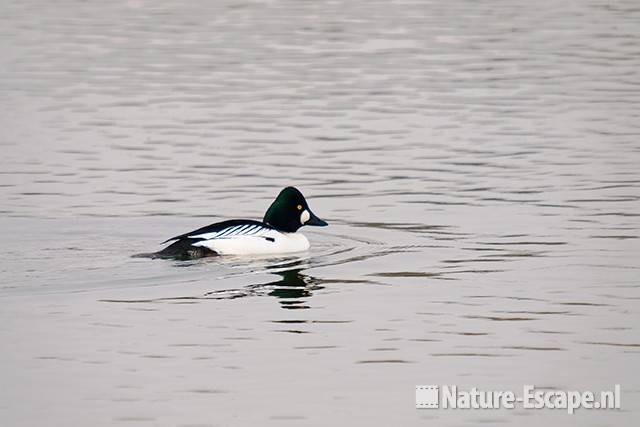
left=132, top=239, right=218, bottom=260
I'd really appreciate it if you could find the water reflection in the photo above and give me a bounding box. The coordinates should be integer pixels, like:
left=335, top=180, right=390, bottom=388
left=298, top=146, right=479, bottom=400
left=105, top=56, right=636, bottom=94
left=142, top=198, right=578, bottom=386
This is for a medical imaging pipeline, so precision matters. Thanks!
left=100, top=263, right=323, bottom=310
left=206, top=268, right=323, bottom=310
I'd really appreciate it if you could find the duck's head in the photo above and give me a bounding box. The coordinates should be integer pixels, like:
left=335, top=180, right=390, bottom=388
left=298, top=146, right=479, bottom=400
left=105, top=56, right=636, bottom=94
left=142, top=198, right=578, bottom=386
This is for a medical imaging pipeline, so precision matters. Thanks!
left=263, top=187, right=328, bottom=232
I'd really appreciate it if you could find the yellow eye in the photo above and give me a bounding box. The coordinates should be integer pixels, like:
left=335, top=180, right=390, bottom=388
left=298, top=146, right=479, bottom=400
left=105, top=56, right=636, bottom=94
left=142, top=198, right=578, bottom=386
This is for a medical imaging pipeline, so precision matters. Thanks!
left=297, top=204, right=303, bottom=210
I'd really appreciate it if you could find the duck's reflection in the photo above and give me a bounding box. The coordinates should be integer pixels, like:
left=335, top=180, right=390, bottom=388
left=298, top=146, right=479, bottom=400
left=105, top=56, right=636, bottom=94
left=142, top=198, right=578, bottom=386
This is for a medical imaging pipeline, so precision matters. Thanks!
left=204, top=267, right=323, bottom=310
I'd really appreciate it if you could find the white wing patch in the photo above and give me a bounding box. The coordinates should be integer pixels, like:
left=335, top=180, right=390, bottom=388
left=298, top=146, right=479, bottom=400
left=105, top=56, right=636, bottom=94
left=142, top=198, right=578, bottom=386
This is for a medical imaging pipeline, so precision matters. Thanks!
left=191, top=226, right=310, bottom=255
left=190, top=224, right=270, bottom=241
left=185, top=222, right=311, bottom=255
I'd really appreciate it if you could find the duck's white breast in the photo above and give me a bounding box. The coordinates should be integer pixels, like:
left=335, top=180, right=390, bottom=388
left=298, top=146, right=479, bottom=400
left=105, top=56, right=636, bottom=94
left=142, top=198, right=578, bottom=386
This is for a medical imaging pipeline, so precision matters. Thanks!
left=192, top=230, right=309, bottom=255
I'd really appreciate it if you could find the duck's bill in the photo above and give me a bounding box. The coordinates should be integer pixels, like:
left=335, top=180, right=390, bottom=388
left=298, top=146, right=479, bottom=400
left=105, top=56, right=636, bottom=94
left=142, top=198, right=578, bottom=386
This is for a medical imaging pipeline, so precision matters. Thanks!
left=306, top=211, right=328, bottom=226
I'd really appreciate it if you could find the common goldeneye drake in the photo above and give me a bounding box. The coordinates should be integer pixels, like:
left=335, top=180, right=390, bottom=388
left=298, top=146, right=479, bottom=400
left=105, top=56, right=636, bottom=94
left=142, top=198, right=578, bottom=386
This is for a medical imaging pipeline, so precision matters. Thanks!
left=150, top=187, right=327, bottom=259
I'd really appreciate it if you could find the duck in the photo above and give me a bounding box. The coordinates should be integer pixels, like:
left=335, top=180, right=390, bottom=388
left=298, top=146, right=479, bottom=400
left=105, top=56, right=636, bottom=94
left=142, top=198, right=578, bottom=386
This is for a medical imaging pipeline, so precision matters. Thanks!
left=148, top=186, right=327, bottom=259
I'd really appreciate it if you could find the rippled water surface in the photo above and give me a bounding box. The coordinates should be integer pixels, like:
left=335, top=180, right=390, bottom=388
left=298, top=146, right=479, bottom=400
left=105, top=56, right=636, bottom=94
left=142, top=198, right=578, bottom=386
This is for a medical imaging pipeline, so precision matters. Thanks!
left=1, top=0, right=639, bottom=425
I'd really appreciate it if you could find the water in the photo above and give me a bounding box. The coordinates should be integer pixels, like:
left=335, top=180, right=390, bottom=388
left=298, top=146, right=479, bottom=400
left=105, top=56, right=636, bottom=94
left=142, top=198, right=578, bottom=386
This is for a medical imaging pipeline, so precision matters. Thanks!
left=1, top=0, right=639, bottom=425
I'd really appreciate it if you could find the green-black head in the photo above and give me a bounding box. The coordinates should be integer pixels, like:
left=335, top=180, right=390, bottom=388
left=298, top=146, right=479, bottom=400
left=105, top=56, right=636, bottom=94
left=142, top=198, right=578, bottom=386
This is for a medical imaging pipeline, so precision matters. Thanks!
left=263, top=187, right=328, bottom=232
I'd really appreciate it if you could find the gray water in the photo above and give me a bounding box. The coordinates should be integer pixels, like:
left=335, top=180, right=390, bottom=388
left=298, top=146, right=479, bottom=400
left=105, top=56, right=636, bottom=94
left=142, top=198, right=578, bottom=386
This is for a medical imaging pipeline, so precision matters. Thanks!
left=1, top=0, right=639, bottom=425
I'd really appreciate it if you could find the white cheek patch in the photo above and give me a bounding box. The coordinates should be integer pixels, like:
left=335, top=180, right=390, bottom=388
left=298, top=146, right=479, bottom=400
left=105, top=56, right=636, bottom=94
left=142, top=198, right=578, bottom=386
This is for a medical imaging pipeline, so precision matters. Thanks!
left=300, top=209, right=310, bottom=224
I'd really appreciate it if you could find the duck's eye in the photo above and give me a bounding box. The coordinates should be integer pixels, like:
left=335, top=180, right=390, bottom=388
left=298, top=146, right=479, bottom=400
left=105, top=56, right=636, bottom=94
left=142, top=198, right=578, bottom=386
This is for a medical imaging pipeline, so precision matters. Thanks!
left=296, top=204, right=303, bottom=210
